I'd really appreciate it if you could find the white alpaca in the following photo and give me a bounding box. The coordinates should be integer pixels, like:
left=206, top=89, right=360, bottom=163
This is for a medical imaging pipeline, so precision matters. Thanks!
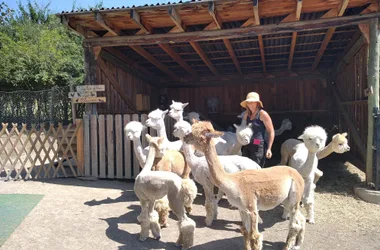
left=169, top=100, right=188, bottom=122
left=237, top=111, right=293, bottom=143
left=283, top=125, right=327, bottom=224
left=170, top=102, right=238, bottom=155
left=184, top=120, right=306, bottom=250
left=280, top=132, right=350, bottom=184
left=145, top=109, right=183, bottom=151
left=173, top=120, right=261, bottom=226
left=134, top=134, right=197, bottom=249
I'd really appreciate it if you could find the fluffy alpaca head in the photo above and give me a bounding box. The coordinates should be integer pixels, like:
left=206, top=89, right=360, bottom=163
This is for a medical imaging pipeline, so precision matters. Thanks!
left=282, top=118, right=292, bottom=131
left=169, top=100, right=188, bottom=121
left=234, top=123, right=253, bottom=145
left=184, top=120, right=224, bottom=152
left=298, top=125, right=327, bottom=153
left=331, top=132, right=350, bottom=153
left=124, top=121, right=144, bottom=140
left=173, top=120, right=192, bottom=140
left=146, top=109, right=168, bottom=130
left=146, top=134, right=166, bottom=157
left=185, top=112, right=200, bottom=124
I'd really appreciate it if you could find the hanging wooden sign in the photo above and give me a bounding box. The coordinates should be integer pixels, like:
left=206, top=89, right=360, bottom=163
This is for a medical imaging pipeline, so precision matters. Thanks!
left=76, top=85, right=105, bottom=92
left=71, top=97, right=106, bottom=103
left=68, top=91, right=97, bottom=98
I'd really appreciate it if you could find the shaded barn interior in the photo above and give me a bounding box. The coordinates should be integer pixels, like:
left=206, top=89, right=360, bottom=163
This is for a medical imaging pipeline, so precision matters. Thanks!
left=57, top=0, right=380, bottom=170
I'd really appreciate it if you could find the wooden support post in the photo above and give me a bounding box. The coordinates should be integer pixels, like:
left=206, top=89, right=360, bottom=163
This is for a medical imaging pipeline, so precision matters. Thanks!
left=76, top=119, right=84, bottom=176
left=83, top=46, right=98, bottom=115
left=70, top=85, right=77, bottom=123
left=366, top=18, right=380, bottom=184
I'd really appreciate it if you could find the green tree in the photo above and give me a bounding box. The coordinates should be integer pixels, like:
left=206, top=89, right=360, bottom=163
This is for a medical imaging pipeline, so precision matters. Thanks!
left=0, top=1, right=84, bottom=90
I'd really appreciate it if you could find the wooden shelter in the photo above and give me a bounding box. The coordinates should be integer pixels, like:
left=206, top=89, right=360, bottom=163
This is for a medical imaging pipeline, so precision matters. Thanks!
left=57, top=0, right=380, bottom=185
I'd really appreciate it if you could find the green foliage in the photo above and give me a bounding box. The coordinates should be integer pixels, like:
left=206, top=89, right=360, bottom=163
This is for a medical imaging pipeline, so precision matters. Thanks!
left=0, top=0, right=84, bottom=91
left=0, top=2, right=15, bottom=24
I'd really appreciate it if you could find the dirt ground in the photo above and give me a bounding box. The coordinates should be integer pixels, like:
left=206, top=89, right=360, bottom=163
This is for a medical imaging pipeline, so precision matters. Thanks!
left=1, top=156, right=380, bottom=250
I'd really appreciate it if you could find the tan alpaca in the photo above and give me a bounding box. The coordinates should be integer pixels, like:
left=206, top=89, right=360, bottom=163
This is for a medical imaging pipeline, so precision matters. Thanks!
left=184, top=120, right=306, bottom=250
left=153, top=150, right=191, bottom=179
left=280, top=132, right=350, bottom=184
left=134, top=134, right=197, bottom=249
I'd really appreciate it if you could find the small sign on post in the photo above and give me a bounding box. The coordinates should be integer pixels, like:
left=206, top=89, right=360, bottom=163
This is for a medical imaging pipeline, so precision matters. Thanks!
left=69, top=85, right=106, bottom=104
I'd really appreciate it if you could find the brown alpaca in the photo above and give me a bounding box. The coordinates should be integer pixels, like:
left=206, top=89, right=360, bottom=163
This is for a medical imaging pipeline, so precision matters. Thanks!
left=153, top=150, right=191, bottom=179
left=184, top=120, right=306, bottom=250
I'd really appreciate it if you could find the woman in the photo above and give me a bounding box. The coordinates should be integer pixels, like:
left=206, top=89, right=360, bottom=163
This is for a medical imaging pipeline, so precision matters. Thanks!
left=240, top=92, right=274, bottom=167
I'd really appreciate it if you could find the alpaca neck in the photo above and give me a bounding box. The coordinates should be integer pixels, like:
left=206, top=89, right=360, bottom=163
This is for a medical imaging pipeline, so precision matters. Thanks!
left=303, top=150, right=318, bottom=176
left=316, top=142, right=333, bottom=160
left=181, top=142, right=201, bottom=168
left=132, top=138, right=146, bottom=167
left=275, top=123, right=288, bottom=136
left=203, top=139, right=228, bottom=187
left=140, top=144, right=156, bottom=174
left=156, top=121, right=169, bottom=141
left=229, top=141, right=242, bottom=155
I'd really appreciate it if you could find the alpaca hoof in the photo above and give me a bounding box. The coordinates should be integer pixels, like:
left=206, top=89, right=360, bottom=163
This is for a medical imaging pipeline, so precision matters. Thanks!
left=137, top=215, right=142, bottom=223
left=205, top=217, right=213, bottom=226
left=306, top=218, right=315, bottom=224
left=281, top=215, right=289, bottom=220
left=185, top=206, right=192, bottom=214
left=139, top=236, right=148, bottom=242
left=154, top=235, right=161, bottom=241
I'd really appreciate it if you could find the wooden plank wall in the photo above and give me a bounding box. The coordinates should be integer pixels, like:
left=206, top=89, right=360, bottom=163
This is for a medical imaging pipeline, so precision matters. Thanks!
left=166, top=76, right=332, bottom=157
left=334, top=44, right=368, bottom=161
left=96, top=59, right=158, bottom=114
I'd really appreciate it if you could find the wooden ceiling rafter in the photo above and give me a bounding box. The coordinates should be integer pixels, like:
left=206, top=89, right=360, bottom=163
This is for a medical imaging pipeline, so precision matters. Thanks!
left=94, top=12, right=121, bottom=36
left=130, top=9, right=150, bottom=35
left=312, top=0, right=350, bottom=69
left=129, top=45, right=180, bottom=81
left=208, top=1, right=243, bottom=75
left=280, top=0, right=303, bottom=70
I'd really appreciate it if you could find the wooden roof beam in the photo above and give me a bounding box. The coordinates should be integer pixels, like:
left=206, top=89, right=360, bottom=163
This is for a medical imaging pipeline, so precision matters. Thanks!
left=208, top=2, right=242, bottom=75
left=358, top=3, right=379, bottom=44
left=61, top=15, right=84, bottom=37
left=158, top=43, right=199, bottom=78
left=129, top=45, right=180, bottom=81
left=190, top=42, right=219, bottom=76
left=130, top=9, right=150, bottom=35
left=249, top=0, right=267, bottom=73
left=312, top=0, right=350, bottom=69
left=83, top=12, right=380, bottom=47
left=94, top=12, right=120, bottom=36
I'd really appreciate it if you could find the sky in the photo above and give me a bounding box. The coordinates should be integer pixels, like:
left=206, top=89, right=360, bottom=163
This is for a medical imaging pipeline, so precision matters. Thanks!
left=5, top=0, right=171, bottom=13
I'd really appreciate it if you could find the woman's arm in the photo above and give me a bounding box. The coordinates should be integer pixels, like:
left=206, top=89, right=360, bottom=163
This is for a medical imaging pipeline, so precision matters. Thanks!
left=260, top=110, right=274, bottom=158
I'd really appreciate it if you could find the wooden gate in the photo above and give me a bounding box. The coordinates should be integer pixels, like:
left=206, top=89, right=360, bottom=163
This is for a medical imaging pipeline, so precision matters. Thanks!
left=82, top=114, right=175, bottom=179
left=0, top=120, right=83, bottom=180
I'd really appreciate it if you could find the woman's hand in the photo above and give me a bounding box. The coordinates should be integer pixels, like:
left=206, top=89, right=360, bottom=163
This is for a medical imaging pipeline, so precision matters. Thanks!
left=266, top=148, right=272, bottom=159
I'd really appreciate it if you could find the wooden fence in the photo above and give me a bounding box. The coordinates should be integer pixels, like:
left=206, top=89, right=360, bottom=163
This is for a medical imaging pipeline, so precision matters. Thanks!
left=0, top=120, right=83, bottom=180
left=83, top=114, right=176, bottom=179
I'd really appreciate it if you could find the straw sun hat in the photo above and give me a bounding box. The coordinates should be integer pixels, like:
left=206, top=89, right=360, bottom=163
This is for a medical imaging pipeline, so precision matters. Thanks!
left=240, top=92, right=263, bottom=108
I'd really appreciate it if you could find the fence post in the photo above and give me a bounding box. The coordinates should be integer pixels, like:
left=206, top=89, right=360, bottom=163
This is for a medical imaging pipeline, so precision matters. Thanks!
left=76, top=119, right=84, bottom=176
left=71, top=85, right=77, bottom=123
left=49, top=87, right=55, bottom=123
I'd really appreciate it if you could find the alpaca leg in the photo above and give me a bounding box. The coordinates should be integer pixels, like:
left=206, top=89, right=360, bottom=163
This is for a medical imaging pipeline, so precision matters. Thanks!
left=314, top=168, right=323, bottom=184
left=204, top=185, right=217, bottom=226
left=181, top=179, right=198, bottom=215
left=178, top=218, right=196, bottom=250
left=215, top=189, right=224, bottom=203
left=155, top=196, right=170, bottom=227
left=249, top=208, right=262, bottom=250
left=284, top=208, right=306, bottom=250
left=147, top=200, right=161, bottom=240
left=138, top=200, right=150, bottom=242
left=303, top=180, right=315, bottom=224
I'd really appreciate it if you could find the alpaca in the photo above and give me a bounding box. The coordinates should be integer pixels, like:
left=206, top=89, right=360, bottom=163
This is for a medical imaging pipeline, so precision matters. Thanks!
left=169, top=100, right=188, bottom=122
left=184, top=120, right=306, bottom=250
left=170, top=103, right=239, bottom=155
left=184, top=112, right=200, bottom=124
left=134, top=134, right=197, bottom=249
left=280, top=132, right=350, bottom=184
left=145, top=109, right=183, bottom=151
left=283, top=125, right=327, bottom=224
left=173, top=120, right=261, bottom=226
left=125, top=121, right=193, bottom=222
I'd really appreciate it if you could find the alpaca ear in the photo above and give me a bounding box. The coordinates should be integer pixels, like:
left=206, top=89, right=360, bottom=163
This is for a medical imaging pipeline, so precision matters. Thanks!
left=248, top=123, right=253, bottom=128
left=205, top=131, right=224, bottom=138
left=157, top=137, right=165, bottom=145
left=297, top=134, right=304, bottom=140
left=233, top=124, right=238, bottom=129
left=182, top=102, right=189, bottom=109
left=342, top=132, right=347, bottom=137
left=172, top=100, right=175, bottom=104
left=192, top=118, right=198, bottom=124
left=162, top=109, right=169, bottom=117
left=145, top=134, right=152, bottom=142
